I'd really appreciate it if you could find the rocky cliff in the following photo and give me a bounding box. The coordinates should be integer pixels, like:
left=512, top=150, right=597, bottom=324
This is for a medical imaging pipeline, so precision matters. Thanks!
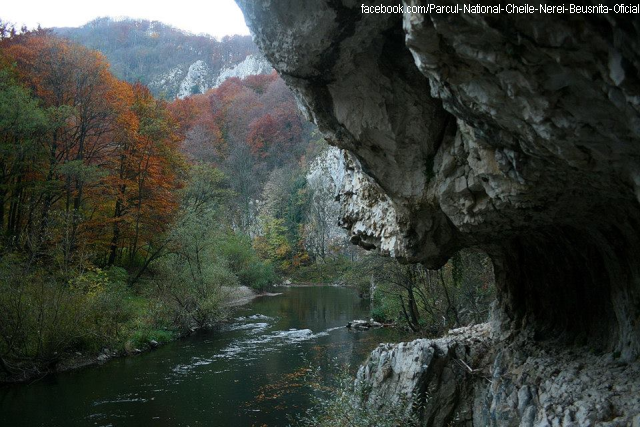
left=213, top=54, right=274, bottom=88
left=234, top=1, right=640, bottom=425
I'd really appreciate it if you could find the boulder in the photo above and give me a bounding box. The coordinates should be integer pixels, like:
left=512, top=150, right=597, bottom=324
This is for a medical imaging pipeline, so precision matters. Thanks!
left=347, top=319, right=384, bottom=330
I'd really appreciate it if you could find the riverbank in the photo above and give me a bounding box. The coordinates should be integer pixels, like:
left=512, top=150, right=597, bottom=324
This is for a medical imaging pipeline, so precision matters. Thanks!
left=1, top=285, right=403, bottom=426
left=0, top=285, right=276, bottom=385
left=226, top=285, right=283, bottom=306
left=276, top=281, right=345, bottom=287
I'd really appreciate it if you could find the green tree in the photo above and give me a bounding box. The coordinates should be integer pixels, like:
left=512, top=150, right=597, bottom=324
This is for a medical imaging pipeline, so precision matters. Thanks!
left=0, top=66, right=49, bottom=244
left=345, top=250, right=495, bottom=335
left=154, top=207, right=238, bottom=330
left=254, top=215, right=291, bottom=271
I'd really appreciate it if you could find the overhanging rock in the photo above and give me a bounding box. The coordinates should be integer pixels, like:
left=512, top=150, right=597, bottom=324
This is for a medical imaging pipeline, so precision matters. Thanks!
left=235, top=0, right=640, bottom=360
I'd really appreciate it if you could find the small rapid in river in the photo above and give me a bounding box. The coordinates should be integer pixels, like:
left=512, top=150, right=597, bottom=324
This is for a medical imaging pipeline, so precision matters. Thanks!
left=0, top=286, right=406, bottom=427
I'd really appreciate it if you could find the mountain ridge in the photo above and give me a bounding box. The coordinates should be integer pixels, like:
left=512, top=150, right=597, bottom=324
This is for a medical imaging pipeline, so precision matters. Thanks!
left=54, top=17, right=273, bottom=99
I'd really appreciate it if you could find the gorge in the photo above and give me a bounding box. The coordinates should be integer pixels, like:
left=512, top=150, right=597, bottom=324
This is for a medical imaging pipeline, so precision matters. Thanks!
left=234, top=1, right=640, bottom=425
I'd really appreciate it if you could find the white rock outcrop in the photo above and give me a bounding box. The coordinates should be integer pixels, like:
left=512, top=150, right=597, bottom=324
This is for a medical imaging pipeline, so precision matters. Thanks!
left=149, top=55, right=273, bottom=99
left=357, top=324, right=640, bottom=426
left=176, top=60, right=211, bottom=99
left=214, top=54, right=273, bottom=87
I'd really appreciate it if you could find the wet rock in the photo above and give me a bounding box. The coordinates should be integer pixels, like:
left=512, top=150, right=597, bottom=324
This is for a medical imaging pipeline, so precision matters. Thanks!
left=149, top=340, right=159, bottom=349
left=347, top=319, right=383, bottom=330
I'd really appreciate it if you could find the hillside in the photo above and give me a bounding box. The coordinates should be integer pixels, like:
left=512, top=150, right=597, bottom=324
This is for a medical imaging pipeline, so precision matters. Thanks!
left=55, top=17, right=272, bottom=99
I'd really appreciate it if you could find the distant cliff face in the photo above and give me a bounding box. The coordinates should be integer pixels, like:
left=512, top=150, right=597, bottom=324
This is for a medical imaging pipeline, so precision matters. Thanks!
left=235, top=1, right=640, bottom=360
left=56, top=18, right=273, bottom=99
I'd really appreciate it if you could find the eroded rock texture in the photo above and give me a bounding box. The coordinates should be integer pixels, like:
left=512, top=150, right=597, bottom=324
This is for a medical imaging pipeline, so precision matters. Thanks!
left=235, top=0, right=640, bottom=424
left=357, top=324, right=640, bottom=426
left=356, top=324, right=494, bottom=425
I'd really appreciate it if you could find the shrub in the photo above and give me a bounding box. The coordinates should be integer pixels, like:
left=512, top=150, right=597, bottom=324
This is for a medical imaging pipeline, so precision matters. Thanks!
left=126, top=328, right=175, bottom=352
left=0, top=256, right=138, bottom=375
left=363, top=249, right=495, bottom=334
left=293, top=367, right=420, bottom=427
left=218, top=232, right=276, bottom=291
left=370, top=307, right=387, bottom=323
left=239, top=260, right=276, bottom=291
left=153, top=248, right=237, bottom=332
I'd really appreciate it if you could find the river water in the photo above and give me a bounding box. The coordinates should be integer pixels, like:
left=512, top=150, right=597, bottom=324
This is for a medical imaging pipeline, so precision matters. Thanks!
left=0, top=286, right=406, bottom=427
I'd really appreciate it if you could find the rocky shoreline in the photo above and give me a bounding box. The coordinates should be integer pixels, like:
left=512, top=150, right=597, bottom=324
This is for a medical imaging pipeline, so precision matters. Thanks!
left=356, top=323, right=640, bottom=426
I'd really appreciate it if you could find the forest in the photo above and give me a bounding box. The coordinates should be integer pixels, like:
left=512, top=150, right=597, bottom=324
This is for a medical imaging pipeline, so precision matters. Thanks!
left=55, top=17, right=262, bottom=99
left=0, top=22, right=493, bottom=383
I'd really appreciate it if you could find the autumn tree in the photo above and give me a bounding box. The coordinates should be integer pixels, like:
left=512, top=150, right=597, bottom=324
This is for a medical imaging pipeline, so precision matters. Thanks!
left=105, top=83, right=183, bottom=271
left=168, top=95, right=225, bottom=163
left=1, top=32, right=184, bottom=272
left=2, top=33, right=124, bottom=266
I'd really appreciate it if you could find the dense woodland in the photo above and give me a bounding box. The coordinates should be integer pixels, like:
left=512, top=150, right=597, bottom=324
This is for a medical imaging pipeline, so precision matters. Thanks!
left=56, top=18, right=261, bottom=99
left=0, top=22, right=494, bottom=380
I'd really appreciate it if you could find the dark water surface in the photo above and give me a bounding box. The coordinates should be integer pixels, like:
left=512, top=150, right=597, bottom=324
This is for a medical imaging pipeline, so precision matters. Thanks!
left=0, top=286, right=405, bottom=427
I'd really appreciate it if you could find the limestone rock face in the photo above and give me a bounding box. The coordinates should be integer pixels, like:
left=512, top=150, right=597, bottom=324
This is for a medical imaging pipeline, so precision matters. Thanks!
left=213, top=54, right=273, bottom=88
left=236, top=0, right=640, bottom=362
left=357, top=324, right=640, bottom=426
left=176, top=60, right=210, bottom=99
left=483, top=339, right=640, bottom=427
left=356, top=323, right=493, bottom=425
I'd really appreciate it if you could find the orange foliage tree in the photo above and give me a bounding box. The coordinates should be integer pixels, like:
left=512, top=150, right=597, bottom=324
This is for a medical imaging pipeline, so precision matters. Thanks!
left=1, top=32, right=184, bottom=271
left=104, top=83, right=183, bottom=268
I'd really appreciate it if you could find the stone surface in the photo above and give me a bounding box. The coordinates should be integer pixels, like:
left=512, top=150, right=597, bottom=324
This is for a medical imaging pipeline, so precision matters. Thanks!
left=481, top=336, right=640, bottom=427
left=213, top=54, right=273, bottom=87
left=356, top=324, right=640, bottom=426
left=356, top=323, right=493, bottom=425
left=176, top=60, right=211, bottom=99
left=347, top=319, right=383, bottom=329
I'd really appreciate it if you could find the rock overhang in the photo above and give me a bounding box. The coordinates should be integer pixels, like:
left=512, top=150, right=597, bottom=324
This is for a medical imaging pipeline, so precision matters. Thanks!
left=235, top=0, right=640, bottom=360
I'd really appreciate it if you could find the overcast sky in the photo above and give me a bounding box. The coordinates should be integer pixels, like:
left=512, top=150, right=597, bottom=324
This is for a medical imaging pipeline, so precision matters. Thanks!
left=2, top=0, right=250, bottom=39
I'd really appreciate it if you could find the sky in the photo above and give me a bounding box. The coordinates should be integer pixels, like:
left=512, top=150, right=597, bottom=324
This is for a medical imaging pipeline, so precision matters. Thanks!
left=1, top=0, right=251, bottom=39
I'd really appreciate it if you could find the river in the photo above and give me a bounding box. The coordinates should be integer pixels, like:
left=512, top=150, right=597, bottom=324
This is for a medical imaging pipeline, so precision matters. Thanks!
left=0, top=286, right=406, bottom=427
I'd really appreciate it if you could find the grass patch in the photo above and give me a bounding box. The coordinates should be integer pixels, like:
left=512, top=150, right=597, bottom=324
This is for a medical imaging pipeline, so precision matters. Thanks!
left=125, top=328, right=176, bottom=352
